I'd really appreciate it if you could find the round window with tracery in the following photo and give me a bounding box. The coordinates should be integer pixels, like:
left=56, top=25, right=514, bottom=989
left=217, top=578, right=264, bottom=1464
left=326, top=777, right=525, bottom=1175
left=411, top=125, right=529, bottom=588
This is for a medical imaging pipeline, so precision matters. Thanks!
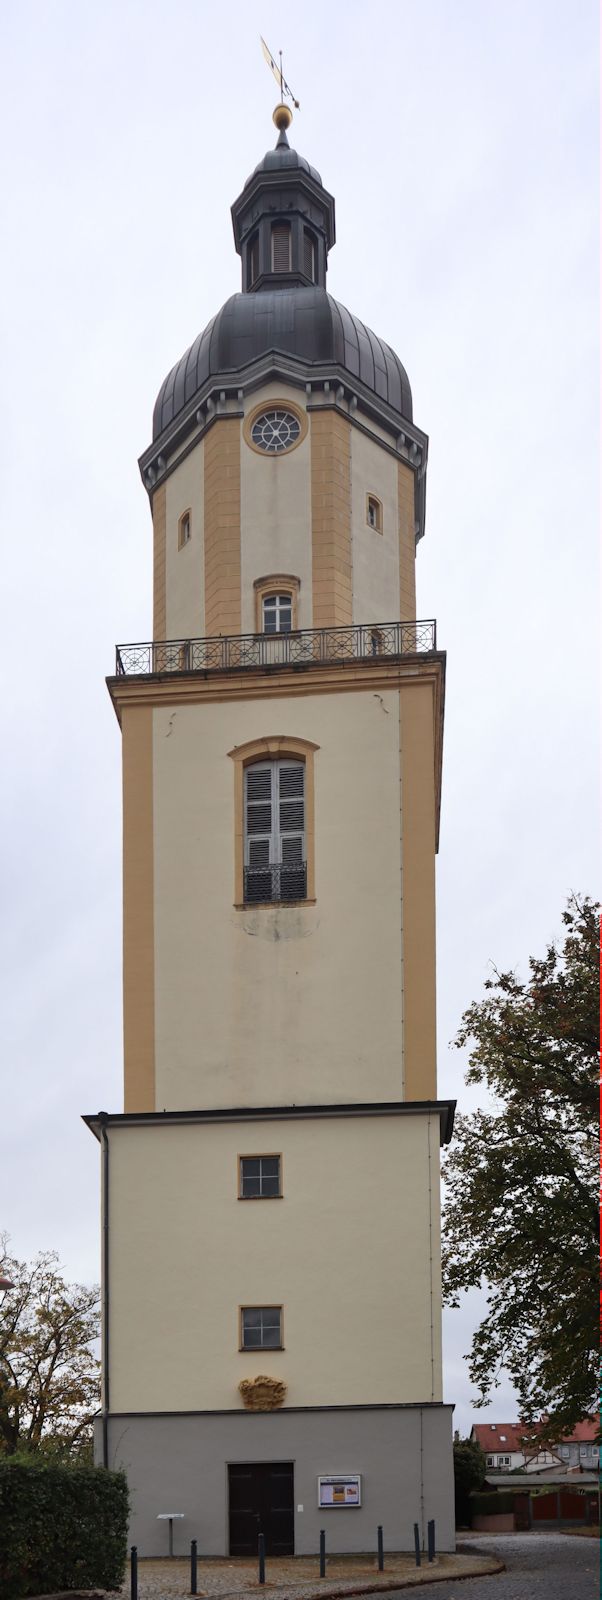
left=251, top=409, right=302, bottom=454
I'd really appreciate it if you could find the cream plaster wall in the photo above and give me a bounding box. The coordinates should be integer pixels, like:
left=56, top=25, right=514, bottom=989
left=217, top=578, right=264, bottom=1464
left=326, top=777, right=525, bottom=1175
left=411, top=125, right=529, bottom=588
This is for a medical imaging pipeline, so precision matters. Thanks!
left=152, top=686, right=403, bottom=1110
left=165, top=440, right=205, bottom=639
left=350, top=429, right=400, bottom=623
left=107, top=1112, right=442, bottom=1413
left=241, top=383, right=312, bottom=633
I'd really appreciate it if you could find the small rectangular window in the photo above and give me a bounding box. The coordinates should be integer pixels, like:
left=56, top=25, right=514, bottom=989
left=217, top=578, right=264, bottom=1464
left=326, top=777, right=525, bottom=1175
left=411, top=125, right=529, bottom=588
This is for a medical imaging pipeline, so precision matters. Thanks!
left=178, top=511, right=191, bottom=549
left=241, top=1306, right=283, bottom=1350
left=271, top=224, right=291, bottom=273
left=240, top=1155, right=282, bottom=1199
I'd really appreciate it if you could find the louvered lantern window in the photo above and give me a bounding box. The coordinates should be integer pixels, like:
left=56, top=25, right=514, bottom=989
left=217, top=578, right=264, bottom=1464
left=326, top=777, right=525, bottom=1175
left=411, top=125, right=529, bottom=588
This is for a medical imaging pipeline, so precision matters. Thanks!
left=244, top=759, right=306, bottom=904
left=303, top=229, right=316, bottom=282
left=271, top=223, right=291, bottom=273
left=248, top=233, right=259, bottom=288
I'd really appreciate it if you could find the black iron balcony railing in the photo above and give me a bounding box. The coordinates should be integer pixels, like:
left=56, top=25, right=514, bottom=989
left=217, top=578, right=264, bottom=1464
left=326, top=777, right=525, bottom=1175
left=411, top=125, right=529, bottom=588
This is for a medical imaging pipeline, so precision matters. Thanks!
left=115, top=619, right=437, bottom=677
left=244, top=862, right=307, bottom=905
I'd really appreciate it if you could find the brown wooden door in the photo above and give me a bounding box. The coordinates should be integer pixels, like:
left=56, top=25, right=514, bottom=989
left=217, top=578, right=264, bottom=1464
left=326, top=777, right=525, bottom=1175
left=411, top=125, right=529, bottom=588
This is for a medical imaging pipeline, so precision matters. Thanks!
left=228, top=1462, right=294, bottom=1556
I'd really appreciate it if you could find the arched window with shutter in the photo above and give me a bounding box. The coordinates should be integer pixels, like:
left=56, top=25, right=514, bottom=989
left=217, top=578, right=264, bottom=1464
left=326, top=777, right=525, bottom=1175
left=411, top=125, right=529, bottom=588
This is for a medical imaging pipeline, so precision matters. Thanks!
left=244, top=759, right=306, bottom=904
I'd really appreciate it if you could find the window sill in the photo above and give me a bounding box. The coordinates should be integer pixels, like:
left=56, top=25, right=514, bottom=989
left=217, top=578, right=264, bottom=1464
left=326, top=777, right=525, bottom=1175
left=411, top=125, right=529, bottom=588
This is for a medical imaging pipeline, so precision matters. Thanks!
left=239, top=1346, right=285, bottom=1353
left=238, top=1194, right=283, bottom=1201
left=235, top=899, right=316, bottom=911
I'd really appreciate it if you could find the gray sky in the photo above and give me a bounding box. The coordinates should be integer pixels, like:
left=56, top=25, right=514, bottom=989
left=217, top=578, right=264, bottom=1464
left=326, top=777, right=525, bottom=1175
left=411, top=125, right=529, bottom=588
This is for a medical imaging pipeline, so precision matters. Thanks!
left=1, top=0, right=598, bottom=1438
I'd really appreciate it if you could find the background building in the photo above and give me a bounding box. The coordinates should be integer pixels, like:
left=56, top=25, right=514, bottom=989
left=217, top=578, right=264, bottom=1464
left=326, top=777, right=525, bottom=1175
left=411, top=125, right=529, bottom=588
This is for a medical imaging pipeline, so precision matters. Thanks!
left=86, top=105, right=455, bottom=1556
left=471, top=1420, right=600, bottom=1474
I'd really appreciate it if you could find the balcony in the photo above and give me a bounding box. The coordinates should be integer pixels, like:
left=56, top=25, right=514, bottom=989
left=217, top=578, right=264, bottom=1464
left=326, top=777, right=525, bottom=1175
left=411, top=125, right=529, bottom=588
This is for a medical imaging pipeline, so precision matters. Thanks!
left=115, top=619, right=437, bottom=678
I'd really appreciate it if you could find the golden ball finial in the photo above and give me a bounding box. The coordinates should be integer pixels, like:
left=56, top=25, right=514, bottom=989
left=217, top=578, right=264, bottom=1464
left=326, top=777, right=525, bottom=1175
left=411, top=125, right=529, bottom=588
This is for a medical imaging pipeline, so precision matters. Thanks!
left=272, top=103, right=293, bottom=132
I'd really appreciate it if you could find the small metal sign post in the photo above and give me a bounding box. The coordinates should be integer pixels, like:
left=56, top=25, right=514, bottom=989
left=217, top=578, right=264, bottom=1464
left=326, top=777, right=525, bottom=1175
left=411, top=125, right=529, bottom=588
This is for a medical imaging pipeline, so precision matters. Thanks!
left=157, top=1512, right=185, bottom=1557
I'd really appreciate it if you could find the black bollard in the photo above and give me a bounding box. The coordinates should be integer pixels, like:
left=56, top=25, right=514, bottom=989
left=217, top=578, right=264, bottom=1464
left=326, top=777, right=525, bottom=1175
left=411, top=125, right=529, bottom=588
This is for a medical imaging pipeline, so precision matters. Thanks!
left=377, top=1525, right=384, bottom=1572
left=427, top=1519, right=435, bottom=1563
left=130, top=1546, right=138, bottom=1600
left=190, top=1538, right=198, bottom=1594
left=413, top=1524, right=421, bottom=1567
left=319, top=1529, right=326, bottom=1578
left=258, top=1531, right=266, bottom=1585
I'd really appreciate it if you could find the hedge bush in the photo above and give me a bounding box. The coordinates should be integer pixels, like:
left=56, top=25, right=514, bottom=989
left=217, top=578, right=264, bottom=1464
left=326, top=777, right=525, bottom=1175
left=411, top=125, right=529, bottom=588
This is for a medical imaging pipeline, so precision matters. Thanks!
left=0, top=1458, right=129, bottom=1598
left=470, top=1488, right=516, bottom=1517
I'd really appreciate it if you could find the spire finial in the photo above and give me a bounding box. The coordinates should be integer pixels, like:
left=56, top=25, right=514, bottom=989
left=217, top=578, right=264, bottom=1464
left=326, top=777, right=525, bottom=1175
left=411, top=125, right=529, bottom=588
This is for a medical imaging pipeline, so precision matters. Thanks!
left=273, top=102, right=293, bottom=143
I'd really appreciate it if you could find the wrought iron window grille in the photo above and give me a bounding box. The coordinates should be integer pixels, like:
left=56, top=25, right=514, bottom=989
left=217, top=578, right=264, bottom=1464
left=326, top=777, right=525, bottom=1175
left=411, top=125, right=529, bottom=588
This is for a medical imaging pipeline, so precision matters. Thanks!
left=244, top=861, right=307, bottom=906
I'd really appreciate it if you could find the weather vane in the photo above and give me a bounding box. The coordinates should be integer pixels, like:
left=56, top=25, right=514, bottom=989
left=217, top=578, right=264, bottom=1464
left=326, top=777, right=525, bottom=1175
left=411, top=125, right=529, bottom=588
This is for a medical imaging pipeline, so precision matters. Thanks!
left=260, top=36, right=300, bottom=114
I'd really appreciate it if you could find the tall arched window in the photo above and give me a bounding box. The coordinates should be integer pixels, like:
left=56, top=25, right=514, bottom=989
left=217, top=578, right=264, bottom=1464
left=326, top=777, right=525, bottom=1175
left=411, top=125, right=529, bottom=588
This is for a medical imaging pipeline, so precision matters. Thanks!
left=244, top=759, right=306, bottom=904
left=229, top=735, right=318, bottom=908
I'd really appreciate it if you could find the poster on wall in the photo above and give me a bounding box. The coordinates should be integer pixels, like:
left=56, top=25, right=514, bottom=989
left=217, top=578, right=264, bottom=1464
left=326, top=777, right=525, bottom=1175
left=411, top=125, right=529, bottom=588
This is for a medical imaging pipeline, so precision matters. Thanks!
left=318, top=1475, right=361, bottom=1507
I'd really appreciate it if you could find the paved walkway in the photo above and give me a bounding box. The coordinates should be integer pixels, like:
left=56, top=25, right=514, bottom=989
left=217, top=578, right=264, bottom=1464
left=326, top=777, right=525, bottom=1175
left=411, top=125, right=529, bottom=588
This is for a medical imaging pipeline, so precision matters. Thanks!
left=117, top=1549, right=502, bottom=1599
left=384, top=1532, right=599, bottom=1600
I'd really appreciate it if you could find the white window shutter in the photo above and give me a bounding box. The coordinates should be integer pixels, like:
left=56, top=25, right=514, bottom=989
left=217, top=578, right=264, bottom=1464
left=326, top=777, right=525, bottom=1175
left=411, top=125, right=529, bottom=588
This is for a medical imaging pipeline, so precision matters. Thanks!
left=244, top=759, right=306, bottom=902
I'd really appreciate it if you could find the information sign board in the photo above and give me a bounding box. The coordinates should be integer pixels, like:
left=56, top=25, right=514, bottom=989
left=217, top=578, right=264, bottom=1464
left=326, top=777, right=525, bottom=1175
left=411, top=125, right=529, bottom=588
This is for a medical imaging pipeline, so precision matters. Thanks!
left=318, top=1475, right=361, bottom=1507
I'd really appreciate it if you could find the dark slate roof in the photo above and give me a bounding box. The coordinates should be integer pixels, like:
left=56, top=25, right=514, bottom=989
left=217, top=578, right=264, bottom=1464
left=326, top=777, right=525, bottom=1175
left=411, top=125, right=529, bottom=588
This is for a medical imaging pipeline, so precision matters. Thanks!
left=244, top=144, right=322, bottom=188
left=152, top=287, right=413, bottom=440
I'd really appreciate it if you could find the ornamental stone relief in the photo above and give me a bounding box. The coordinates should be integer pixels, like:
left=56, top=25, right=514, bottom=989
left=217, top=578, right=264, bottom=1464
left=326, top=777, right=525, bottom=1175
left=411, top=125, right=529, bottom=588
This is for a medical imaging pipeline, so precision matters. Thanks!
left=238, top=1375, right=287, bottom=1411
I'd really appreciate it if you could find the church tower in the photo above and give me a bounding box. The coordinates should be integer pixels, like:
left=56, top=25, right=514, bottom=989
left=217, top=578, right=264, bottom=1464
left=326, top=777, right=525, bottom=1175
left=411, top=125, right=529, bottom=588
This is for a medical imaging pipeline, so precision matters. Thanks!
left=86, top=106, right=455, bottom=1555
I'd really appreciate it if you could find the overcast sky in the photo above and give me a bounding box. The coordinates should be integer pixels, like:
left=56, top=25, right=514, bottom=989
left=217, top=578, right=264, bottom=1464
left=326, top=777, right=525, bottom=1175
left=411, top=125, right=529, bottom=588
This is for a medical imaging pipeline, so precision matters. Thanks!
left=0, top=0, right=598, bottom=1438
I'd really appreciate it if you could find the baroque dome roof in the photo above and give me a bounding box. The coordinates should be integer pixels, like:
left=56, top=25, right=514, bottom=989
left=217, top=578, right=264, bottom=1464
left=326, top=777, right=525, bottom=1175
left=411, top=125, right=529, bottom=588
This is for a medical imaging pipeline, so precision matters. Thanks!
left=243, top=143, right=322, bottom=188
left=152, top=287, right=413, bottom=441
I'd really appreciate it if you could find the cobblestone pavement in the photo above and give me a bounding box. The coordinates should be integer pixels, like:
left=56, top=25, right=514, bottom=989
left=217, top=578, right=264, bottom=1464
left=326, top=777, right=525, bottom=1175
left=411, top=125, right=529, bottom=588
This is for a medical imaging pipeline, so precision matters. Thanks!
left=117, top=1549, right=501, bottom=1600
left=384, top=1532, right=599, bottom=1600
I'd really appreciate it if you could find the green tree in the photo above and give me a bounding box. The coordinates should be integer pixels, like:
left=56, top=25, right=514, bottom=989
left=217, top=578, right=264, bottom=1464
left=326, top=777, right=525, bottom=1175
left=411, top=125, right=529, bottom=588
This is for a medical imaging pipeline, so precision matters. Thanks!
left=0, top=1244, right=100, bottom=1457
left=442, top=894, right=598, bottom=1441
left=453, top=1433, right=486, bottom=1527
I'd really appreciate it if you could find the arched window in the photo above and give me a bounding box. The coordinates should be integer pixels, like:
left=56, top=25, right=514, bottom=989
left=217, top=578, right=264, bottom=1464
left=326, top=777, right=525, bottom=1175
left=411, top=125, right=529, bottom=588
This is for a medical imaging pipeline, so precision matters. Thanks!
left=366, top=493, right=383, bottom=533
left=178, top=509, right=191, bottom=549
left=253, top=574, right=300, bottom=632
left=271, top=223, right=291, bottom=272
left=244, top=760, right=306, bottom=904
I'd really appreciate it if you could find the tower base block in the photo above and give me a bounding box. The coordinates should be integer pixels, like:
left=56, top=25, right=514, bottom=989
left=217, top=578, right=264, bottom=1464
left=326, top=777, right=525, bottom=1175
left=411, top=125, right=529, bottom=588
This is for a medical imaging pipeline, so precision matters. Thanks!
left=95, top=1403, right=455, bottom=1556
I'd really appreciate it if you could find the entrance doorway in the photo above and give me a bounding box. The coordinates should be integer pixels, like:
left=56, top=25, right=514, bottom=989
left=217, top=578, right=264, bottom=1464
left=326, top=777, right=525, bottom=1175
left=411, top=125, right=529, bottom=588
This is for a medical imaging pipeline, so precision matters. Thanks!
left=228, top=1462, right=294, bottom=1555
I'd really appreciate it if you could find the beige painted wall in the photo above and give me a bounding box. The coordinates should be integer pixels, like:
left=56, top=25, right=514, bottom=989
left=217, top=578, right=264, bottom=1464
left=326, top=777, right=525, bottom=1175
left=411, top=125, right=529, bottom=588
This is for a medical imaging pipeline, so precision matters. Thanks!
left=165, top=440, right=205, bottom=640
left=204, top=420, right=241, bottom=636
left=400, top=680, right=437, bottom=1099
left=350, top=429, right=401, bottom=623
left=157, top=398, right=419, bottom=641
left=152, top=686, right=404, bottom=1109
left=311, top=409, right=352, bottom=626
left=241, top=384, right=312, bottom=633
left=107, top=1112, right=443, bottom=1413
